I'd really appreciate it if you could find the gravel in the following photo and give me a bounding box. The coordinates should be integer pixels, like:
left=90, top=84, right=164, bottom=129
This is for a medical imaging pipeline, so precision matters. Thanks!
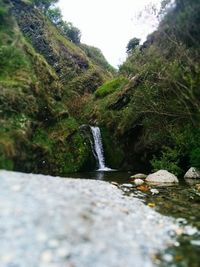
left=0, top=170, right=192, bottom=267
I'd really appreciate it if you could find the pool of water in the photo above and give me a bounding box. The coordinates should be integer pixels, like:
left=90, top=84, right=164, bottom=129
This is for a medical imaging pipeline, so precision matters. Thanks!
left=67, top=170, right=200, bottom=267
left=66, top=170, right=131, bottom=183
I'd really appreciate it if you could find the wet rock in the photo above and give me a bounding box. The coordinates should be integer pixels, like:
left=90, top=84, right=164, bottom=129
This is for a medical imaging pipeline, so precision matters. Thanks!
left=150, top=189, right=159, bottom=195
left=185, top=179, right=200, bottom=186
left=184, top=167, right=200, bottom=179
left=111, top=182, right=119, bottom=187
left=121, top=183, right=134, bottom=188
left=133, top=179, right=144, bottom=186
left=146, top=170, right=179, bottom=184
left=195, top=184, right=200, bottom=191
left=130, top=173, right=147, bottom=180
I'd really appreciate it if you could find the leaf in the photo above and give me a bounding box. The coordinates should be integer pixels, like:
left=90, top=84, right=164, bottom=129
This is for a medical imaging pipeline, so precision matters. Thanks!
left=148, top=203, right=156, bottom=208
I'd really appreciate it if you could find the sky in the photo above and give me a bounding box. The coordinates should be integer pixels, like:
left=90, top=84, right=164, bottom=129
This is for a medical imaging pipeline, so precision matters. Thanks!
left=58, top=0, right=161, bottom=67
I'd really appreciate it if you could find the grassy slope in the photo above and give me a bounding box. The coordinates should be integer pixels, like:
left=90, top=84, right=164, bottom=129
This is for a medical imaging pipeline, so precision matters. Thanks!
left=0, top=0, right=112, bottom=174
left=83, top=0, right=200, bottom=174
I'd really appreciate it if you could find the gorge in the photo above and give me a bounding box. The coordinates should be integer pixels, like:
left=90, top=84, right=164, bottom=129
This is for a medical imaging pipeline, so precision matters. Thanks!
left=0, top=0, right=200, bottom=266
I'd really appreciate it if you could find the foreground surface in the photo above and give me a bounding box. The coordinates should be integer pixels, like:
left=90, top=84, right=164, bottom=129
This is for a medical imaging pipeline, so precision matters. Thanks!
left=0, top=170, right=195, bottom=267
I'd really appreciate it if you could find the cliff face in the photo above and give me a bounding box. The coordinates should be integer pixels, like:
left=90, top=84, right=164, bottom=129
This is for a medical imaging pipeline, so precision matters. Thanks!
left=0, top=0, right=112, bottom=175
left=10, top=0, right=111, bottom=93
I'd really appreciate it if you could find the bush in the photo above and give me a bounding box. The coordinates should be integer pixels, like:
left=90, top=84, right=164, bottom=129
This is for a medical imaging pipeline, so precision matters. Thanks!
left=0, top=145, right=13, bottom=170
left=0, top=46, right=29, bottom=77
left=151, top=146, right=182, bottom=176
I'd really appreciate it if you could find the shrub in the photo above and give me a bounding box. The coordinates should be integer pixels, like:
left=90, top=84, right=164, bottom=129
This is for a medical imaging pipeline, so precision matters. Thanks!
left=151, top=146, right=182, bottom=176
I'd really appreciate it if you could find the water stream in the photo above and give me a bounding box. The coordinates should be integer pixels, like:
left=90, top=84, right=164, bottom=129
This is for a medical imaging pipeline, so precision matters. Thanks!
left=67, top=170, right=200, bottom=266
left=90, top=126, right=112, bottom=171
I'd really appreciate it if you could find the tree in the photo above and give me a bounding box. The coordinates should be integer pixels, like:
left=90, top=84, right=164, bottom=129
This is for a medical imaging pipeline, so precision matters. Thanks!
left=32, top=0, right=59, bottom=13
left=126, top=37, right=140, bottom=54
left=46, top=7, right=62, bottom=25
left=0, top=0, right=8, bottom=23
left=59, top=21, right=81, bottom=44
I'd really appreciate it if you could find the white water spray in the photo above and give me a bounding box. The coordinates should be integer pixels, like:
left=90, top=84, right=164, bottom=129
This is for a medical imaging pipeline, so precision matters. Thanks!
left=90, top=126, right=111, bottom=171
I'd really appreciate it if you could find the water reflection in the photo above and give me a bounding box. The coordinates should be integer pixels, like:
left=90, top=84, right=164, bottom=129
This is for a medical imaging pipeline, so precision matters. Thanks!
left=95, top=171, right=104, bottom=180
left=67, top=171, right=131, bottom=184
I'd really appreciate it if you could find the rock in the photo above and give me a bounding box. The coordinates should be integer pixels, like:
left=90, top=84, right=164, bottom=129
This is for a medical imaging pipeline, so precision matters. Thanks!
left=121, top=183, right=134, bottom=188
left=195, top=184, right=200, bottom=191
left=146, top=170, right=179, bottom=184
left=150, top=189, right=159, bottom=195
left=130, top=173, right=147, bottom=180
left=133, top=179, right=145, bottom=186
left=184, top=167, right=200, bottom=179
left=0, top=170, right=192, bottom=267
left=185, top=179, right=200, bottom=186
left=111, top=182, right=119, bottom=187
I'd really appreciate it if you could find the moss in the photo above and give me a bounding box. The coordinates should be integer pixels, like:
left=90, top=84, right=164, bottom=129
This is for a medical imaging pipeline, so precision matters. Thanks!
left=0, top=0, right=114, bottom=175
left=95, top=77, right=128, bottom=98
left=0, top=153, right=14, bottom=170
left=101, top=127, right=124, bottom=169
left=79, top=43, right=116, bottom=74
left=30, top=117, right=94, bottom=175
left=67, top=67, right=105, bottom=94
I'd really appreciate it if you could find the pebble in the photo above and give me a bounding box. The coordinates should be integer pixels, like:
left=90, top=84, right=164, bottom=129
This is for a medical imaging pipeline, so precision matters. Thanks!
left=195, top=184, right=200, bottom=191
left=121, top=183, right=134, bottom=188
left=41, top=250, right=53, bottom=263
left=150, top=189, right=159, bottom=195
left=1, top=254, right=14, bottom=264
left=48, top=239, right=60, bottom=248
left=111, top=182, right=119, bottom=187
left=56, top=247, right=70, bottom=258
left=11, top=184, right=21, bottom=192
left=184, top=226, right=198, bottom=236
left=176, top=218, right=187, bottom=225
left=134, top=179, right=144, bottom=186
left=162, top=254, right=173, bottom=262
left=190, top=240, right=200, bottom=246
left=37, top=232, right=48, bottom=243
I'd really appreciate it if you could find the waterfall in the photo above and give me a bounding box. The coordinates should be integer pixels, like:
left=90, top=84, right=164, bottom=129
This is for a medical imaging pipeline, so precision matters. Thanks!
left=90, top=126, right=111, bottom=171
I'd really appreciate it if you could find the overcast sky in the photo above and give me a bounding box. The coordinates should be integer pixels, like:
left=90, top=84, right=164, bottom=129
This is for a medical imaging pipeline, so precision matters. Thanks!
left=58, top=0, right=161, bottom=67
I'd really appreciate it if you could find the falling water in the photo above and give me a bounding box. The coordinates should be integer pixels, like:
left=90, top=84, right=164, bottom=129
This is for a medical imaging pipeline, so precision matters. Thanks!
left=90, top=126, right=111, bottom=171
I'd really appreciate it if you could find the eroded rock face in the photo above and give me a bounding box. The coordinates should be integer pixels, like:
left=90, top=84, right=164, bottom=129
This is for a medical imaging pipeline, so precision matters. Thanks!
left=146, top=170, right=179, bottom=184
left=11, top=0, right=89, bottom=83
left=184, top=167, right=200, bottom=179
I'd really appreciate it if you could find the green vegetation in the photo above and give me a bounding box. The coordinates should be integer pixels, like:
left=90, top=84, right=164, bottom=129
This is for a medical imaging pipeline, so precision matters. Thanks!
left=126, top=37, right=140, bottom=54
left=31, top=0, right=58, bottom=13
left=80, top=44, right=116, bottom=74
left=1, top=0, right=200, bottom=176
left=45, top=5, right=81, bottom=44
left=83, top=0, right=200, bottom=174
left=0, top=0, right=112, bottom=175
left=95, top=77, right=128, bottom=98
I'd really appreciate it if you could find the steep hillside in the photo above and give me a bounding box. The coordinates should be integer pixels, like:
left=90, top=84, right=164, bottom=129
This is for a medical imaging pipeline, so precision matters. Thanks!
left=1, top=0, right=199, bottom=176
left=84, top=0, right=200, bottom=175
left=80, top=43, right=116, bottom=75
left=0, top=0, right=112, bottom=175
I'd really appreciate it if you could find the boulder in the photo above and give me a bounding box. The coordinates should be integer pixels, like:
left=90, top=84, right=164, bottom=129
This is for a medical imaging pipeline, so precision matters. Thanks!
left=184, top=167, right=200, bottom=179
left=146, top=170, right=179, bottom=184
left=130, top=173, right=147, bottom=180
